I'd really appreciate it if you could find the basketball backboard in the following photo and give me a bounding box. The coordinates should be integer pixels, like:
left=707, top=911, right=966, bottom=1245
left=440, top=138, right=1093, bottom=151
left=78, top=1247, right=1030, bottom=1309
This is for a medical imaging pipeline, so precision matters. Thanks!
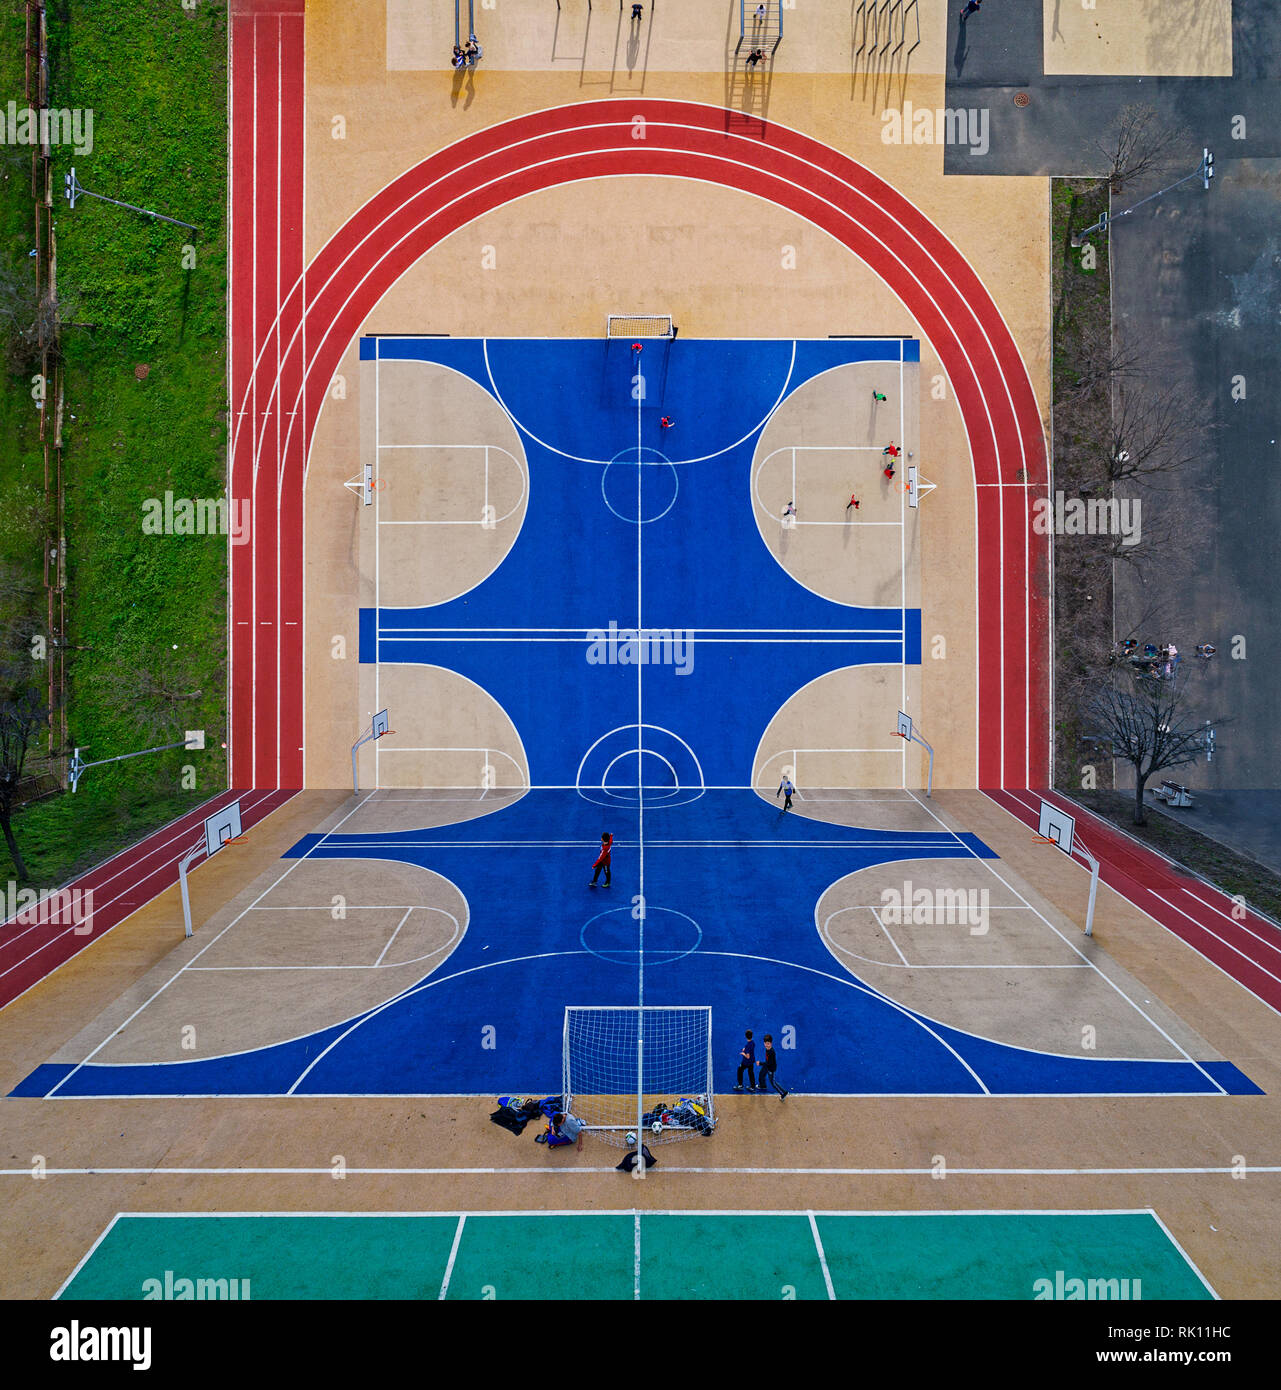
left=1037, top=800, right=1076, bottom=856
left=203, top=800, right=244, bottom=858
left=897, top=710, right=913, bottom=740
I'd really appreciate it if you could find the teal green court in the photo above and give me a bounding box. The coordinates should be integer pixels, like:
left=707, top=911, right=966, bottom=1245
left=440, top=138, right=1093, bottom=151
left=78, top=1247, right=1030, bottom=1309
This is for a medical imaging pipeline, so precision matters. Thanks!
left=59, top=1211, right=1215, bottom=1300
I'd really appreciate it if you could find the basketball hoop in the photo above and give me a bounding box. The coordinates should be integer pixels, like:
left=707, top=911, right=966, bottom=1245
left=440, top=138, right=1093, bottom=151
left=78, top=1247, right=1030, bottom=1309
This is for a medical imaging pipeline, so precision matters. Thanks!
left=352, top=709, right=392, bottom=792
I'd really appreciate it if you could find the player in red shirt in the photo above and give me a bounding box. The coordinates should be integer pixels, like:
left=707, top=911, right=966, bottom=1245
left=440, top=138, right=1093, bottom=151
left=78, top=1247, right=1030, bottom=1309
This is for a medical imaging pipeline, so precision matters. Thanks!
left=589, top=832, right=613, bottom=887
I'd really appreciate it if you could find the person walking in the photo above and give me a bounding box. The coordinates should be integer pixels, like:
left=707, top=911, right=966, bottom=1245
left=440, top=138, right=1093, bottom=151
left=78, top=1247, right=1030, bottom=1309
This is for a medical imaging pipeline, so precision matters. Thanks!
left=754, top=2, right=767, bottom=21
left=845, top=493, right=861, bottom=513
left=755, top=1033, right=788, bottom=1098
left=777, top=775, right=795, bottom=811
left=734, top=1030, right=757, bottom=1090
left=659, top=416, right=674, bottom=430
left=745, top=47, right=765, bottom=69
left=589, top=831, right=613, bottom=887
left=781, top=501, right=796, bottom=522
left=882, top=442, right=901, bottom=459
left=631, top=2, right=643, bottom=21
left=960, top=0, right=981, bottom=18
left=872, top=389, right=887, bottom=402
left=883, top=461, right=896, bottom=481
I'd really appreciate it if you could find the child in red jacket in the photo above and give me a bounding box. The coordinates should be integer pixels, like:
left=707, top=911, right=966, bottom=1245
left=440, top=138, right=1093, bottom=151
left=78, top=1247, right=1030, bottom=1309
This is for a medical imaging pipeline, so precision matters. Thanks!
left=589, top=832, right=613, bottom=887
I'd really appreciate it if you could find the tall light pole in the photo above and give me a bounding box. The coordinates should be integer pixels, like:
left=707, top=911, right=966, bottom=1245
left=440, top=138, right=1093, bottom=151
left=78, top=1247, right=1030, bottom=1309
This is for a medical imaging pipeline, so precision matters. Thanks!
left=64, top=167, right=199, bottom=232
left=69, top=731, right=204, bottom=792
left=1071, top=149, right=1214, bottom=248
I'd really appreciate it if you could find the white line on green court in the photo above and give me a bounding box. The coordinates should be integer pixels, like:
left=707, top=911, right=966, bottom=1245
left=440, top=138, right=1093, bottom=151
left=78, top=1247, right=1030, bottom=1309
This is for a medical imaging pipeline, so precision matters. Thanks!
left=634, top=1212, right=641, bottom=1301
left=1147, top=1210, right=1219, bottom=1300
left=438, top=1214, right=466, bottom=1300
left=52, top=1213, right=122, bottom=1300
left=808, top=1211, right=836, bottom=1299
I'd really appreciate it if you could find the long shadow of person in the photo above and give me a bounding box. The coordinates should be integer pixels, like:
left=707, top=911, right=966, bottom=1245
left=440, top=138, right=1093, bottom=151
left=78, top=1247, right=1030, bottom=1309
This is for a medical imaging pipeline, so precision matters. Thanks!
left=952, top=18, right=968, bottom=78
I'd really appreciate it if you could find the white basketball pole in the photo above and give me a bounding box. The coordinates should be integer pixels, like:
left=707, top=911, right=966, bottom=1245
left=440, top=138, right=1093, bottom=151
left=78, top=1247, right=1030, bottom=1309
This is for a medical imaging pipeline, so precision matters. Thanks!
left=1080, top=842, right=1100, bottom=938
left=178, top=836, right=205, bottom=940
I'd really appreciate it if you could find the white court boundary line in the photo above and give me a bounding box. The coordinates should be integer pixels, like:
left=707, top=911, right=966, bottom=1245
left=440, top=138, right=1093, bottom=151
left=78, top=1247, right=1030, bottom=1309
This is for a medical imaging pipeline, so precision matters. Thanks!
left=899, top=792, right=1228, bottom=1091
left=752, top=444, right=911, bottom=525
left=20, top=1165, right=1281, bottom=1176
left=482, top=335, right=798, bottom=468
left=822, top=902, right=1092, bottom=973
left=376, top=444, right=527, bottom=526
left=808, top=1211, right=837, bottom=1299
left=179, top=904, right=463, bottom=973
left=438, top=1214, right=466, bottom=1300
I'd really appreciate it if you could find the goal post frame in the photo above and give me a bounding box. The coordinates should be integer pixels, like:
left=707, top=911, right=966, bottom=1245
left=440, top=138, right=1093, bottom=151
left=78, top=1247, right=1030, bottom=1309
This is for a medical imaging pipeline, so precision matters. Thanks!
left=561, top=1005, right=716, bottom=1141
left=605, top=314, right=675, bottom=340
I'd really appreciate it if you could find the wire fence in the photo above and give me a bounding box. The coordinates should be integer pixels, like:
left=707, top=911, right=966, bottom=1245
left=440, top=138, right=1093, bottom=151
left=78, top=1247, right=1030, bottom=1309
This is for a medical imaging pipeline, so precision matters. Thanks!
left=24, top=0, right=68, bottom=776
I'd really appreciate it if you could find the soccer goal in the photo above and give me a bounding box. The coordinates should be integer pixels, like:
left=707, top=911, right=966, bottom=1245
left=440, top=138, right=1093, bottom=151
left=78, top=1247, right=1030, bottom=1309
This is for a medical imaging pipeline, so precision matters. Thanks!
left=563, top=1006, right=715, bottom=1148
left=606, top=314, right=675, bottom=340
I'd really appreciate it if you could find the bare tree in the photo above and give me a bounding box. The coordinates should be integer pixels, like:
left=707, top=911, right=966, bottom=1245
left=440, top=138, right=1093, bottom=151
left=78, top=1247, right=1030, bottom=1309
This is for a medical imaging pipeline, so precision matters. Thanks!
left=1056, top=321, right=1149, bottom=404
left=0, top=260, right=81, bottom=374
left=1084, top=669, right=1227, bottom=825
left=1096, top=104, right=1189, bottom=196
left=101, top=655, right=204, bottom=745
left=1099, top=379, right=1213, bottom=487
left=0, top=687, right=47, bottom=880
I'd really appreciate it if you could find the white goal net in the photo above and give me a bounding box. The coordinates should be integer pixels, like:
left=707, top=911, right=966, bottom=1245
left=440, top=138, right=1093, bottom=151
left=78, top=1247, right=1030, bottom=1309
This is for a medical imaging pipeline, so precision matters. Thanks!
left=606, top=314, right=675, bottom=339
left=562, top=1006, right=715, bottom=1148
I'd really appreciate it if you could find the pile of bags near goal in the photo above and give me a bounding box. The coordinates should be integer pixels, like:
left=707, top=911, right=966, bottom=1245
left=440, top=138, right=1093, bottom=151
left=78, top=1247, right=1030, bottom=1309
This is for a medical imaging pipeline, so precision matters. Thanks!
left=641, top=1096, right=715, bottom=1137
left=490, top=1094, right=566, bottom=1137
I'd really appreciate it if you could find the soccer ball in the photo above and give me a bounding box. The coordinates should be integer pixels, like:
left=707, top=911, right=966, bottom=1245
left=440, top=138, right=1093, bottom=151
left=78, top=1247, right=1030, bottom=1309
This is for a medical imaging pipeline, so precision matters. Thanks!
left=626, top=1131, right=637, bottom=1146
left=651, top=1120, right=663, bottom=1134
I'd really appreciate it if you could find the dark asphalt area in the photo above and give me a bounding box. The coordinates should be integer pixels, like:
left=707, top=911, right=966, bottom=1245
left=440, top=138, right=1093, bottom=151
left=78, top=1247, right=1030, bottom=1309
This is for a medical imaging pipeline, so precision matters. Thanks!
left=937, top=1, right=1281, bottom=860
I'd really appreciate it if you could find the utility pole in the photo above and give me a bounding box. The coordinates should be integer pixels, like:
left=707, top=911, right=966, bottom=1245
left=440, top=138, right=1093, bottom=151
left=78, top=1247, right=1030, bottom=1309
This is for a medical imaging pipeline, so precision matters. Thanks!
left=1071, top=149, right=1214, bottom=247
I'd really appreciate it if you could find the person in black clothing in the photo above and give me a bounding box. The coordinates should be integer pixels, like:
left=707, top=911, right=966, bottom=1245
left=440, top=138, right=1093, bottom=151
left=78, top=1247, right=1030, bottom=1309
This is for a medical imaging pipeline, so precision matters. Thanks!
left=756, top=1033, right=788, bottom=1098
left=734, top=1029, right=757, bottom=1090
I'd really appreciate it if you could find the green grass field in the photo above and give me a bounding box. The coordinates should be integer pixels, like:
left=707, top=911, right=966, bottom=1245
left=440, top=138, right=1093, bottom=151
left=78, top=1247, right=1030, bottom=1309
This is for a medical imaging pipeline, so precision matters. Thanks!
left=0, top=0, right=229, bottom=886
